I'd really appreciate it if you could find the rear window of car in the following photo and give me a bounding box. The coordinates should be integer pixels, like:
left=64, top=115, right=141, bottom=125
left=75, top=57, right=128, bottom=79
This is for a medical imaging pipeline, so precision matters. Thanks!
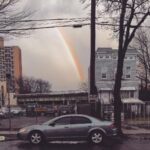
left=71, top=116, right=92, bottom=124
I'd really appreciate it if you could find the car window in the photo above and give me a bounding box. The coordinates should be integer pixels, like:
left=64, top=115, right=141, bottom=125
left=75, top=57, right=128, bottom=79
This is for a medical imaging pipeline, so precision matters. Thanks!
left=54, top=117, right=71, bottom=125
left=71, top=116, right=92, bottom=124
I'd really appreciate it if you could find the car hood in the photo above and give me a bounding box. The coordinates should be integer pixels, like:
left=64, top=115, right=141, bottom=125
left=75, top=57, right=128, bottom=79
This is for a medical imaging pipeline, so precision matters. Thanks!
left=20, top=124, right=44, bottom=131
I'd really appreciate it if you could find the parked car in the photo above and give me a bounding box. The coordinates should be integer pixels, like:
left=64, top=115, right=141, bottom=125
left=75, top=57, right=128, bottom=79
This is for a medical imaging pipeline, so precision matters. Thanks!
left=26, top=104, right=35, bottom=116
left=11, top=107, right=26, bottom=116
left=34, top=106, right=47, bottom=116
left=44, top=106, right=57, bottom=116
left=58, top=105, right=74, bottom=115
left=0, top=107, right=13, bottom=118
left=26, top=104, right=47, bottom=116
left=17, top=114, right=117, bottom=145
left=0, top=111, right=6, bottom=119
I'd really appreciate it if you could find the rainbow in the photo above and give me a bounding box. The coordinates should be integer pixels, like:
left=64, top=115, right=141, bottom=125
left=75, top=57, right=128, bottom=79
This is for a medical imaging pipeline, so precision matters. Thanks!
left=56, top=28, right=84, bottom=81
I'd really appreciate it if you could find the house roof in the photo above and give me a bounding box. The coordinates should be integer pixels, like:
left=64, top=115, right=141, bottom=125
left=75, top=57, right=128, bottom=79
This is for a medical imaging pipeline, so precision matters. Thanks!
left=97, top=47, right=137, bottom=54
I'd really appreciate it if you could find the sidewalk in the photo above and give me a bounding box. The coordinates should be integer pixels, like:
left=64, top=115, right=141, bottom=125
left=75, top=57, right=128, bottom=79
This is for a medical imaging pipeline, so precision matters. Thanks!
left=0, top=130, right=17, bottom=141
left=123, top=127, right=150, bottom=135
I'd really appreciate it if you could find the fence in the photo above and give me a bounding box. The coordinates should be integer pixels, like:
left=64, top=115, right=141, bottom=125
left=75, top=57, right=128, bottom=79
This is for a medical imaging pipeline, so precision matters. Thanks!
left=100, top=101, right=150, bottom=128
left=123, top=101, right=150, bottom=128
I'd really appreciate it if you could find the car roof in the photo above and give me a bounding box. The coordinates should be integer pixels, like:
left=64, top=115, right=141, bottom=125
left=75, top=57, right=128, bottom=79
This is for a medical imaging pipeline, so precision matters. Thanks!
left=57, top=114, right=96, bottom=120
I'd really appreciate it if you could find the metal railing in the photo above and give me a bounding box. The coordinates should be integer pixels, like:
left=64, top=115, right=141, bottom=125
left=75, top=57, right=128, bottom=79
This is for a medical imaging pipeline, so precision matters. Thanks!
left=100, top=101, right=150, bottom=128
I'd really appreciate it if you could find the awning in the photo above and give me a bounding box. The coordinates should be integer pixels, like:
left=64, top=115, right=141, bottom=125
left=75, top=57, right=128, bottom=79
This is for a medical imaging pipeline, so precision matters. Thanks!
left=99, top=87, right=136, bottom=91
left=99, top=88, right=112, bottom=91
left=121, top=98, right=145, bottom=104
left=121, top=87, right=136, bottom=90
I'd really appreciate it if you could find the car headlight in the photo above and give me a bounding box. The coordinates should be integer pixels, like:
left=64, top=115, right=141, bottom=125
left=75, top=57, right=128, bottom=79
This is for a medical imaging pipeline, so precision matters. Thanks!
left=19, top=128, right=28, bottom=133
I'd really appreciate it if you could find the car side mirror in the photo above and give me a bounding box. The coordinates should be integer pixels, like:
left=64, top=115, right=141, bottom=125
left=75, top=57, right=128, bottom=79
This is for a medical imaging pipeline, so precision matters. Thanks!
left=49, top=122, right=55, bottom=126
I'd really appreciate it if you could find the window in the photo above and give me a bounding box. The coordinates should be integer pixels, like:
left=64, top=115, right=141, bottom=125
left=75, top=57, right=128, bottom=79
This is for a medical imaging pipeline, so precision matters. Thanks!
left=126, top=74, right=131, bottom=79
left=100, top=55, right=103, bottom=59
left=129, top=56, right=133, bottom=59
left=102, top=73, right=107, bottom=79
left=71, top=116, right=91, bottom=124
left=54, top=117, right=71, bottom=125
left=121, top=91, right=130, bottom=98
left=126, top=66, right=131, bottom=70
left=113, top=56, right=117, bottom=59
left=121, top=91, right=134, bottom=98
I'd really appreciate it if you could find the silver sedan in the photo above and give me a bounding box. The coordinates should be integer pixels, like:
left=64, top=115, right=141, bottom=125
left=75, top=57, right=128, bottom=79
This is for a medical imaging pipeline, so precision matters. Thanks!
left=17, top=114, right=117, bottom=145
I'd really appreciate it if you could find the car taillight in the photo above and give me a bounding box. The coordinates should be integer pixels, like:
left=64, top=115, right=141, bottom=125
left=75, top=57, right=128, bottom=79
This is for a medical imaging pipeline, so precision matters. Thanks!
left=109, top=123, right=116, bottom=128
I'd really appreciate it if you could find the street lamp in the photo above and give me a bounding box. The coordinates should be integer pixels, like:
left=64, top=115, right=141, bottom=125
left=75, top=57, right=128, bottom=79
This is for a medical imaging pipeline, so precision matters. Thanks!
left=72, top=24, right=83, bottom=28
left=6, top=73, right=11, bottom=131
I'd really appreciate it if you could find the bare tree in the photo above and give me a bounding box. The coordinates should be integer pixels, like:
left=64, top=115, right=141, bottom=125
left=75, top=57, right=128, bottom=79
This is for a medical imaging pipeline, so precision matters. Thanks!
left=0, top=0, right=33, bottom=36
left=79, top=81, right=88, bottom=92
left=17, top=76, right=52, bottom=94
left=132, top=29, right=150, bottom=90
left=81, top=0, right=150, bottom=135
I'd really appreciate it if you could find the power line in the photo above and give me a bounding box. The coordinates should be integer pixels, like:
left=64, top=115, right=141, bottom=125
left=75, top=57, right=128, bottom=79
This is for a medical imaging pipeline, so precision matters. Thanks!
left=1, top=16, right=150, bottom=23
left=0, top=22, right=150, bottom=33
left=0, top=17, right=91, bottom=23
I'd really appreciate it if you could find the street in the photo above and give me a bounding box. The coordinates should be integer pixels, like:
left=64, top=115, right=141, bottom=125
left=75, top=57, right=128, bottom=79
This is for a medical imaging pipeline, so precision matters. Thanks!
left=1, top=137, right=150, bottom=150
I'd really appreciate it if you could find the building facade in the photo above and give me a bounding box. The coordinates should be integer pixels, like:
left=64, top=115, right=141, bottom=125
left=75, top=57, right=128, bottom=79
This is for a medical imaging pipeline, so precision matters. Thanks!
left=95, top=47, right=139, bottom=104
left=0, top=37, right=22, bottom=106
left=16, top=91, right=88, bottom=106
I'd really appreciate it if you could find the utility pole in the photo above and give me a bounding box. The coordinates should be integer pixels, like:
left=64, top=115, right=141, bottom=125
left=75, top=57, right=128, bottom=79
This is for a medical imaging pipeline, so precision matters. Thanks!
left=90, top=0, right=96, bottom=95
left=6, top=73, right=11, bottom=131
left=89, top=0, right=97, bottom=116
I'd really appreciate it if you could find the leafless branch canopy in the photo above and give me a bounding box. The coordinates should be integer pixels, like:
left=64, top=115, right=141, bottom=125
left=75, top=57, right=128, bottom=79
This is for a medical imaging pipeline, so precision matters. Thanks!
left=0, top=0, right=34, bottom=36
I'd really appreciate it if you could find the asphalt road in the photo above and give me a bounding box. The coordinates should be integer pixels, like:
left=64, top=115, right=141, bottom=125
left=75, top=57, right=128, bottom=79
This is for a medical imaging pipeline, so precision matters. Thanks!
left=1, top=137, right=150, bottom=150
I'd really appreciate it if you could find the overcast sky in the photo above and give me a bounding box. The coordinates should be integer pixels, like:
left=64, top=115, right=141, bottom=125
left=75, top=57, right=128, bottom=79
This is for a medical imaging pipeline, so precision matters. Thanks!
left=5, top=0, right=117, bottom=91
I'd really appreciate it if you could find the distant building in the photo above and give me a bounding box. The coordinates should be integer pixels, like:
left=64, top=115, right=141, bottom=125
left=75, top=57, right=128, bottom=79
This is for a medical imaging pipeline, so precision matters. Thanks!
left=0, top=37, right=22, bottom=106
left=16, top=90, right=88, bottom=106
left=95, top=47, right=139, bottom=104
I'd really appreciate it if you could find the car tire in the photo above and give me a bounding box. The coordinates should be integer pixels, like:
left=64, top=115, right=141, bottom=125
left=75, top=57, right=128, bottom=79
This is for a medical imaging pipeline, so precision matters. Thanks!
left=89, top=130, right=104, bottom=144
left=29, top=131, right=44, bottom=145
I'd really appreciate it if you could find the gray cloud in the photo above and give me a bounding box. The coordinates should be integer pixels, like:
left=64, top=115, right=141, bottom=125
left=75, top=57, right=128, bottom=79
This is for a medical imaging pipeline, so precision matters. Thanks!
left=23, top=0, right=86, bottom=18
left=6, top=0, right=117, bottom=91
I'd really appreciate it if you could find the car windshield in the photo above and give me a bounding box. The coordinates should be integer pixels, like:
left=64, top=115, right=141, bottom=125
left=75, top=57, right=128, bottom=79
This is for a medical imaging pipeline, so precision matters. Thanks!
left=42, top=117, right=58, bottom=125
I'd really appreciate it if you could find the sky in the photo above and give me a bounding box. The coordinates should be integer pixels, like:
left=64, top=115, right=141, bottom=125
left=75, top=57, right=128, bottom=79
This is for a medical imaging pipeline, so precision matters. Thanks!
left=5, top=0, right=117, bottom=91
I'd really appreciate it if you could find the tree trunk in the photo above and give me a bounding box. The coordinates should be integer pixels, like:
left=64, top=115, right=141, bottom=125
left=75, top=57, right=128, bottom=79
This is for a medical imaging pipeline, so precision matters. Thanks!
left=113, top=0, right=127, bottom=136
left=113, top=55, right=124, bottom=135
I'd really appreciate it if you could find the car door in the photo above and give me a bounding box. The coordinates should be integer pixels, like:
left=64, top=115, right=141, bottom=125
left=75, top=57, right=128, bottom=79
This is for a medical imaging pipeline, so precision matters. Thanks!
left=69, top=116, right=92, bottom=140
left=44, top=116, right=72, bottom=140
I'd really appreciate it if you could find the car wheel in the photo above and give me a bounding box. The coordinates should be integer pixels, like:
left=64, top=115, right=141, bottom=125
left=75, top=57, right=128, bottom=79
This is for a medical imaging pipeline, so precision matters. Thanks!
left=89, top=130, right=104, bottom=144
left=29, top=131, right=43, bottom=145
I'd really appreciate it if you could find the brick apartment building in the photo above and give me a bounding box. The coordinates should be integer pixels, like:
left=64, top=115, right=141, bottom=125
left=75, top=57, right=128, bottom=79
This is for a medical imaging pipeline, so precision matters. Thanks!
left=0, top=37, right=22, bottom=106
